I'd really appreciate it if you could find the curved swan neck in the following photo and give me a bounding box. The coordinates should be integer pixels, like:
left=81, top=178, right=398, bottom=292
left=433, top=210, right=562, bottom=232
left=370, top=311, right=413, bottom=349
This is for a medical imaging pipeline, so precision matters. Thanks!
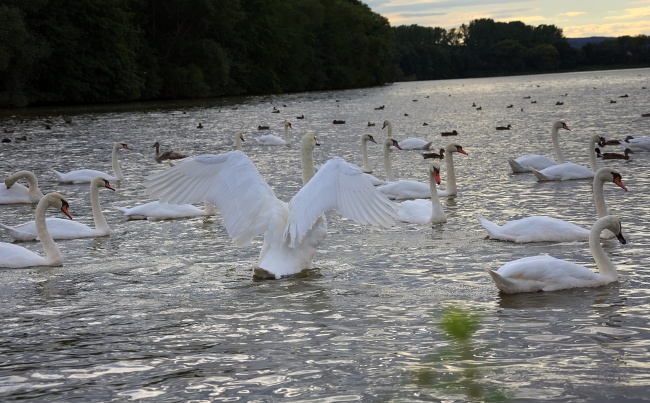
left=550, top=123, right=566, bottom=163
left=588, top=135, right=600, bottom=172
left=590, top=219, right=618, bottom=281
left=6, top=171, right=42, bottom=198
left=112, top=143, right=125, bottom=180
left=383, top=140, right=395, bottom=181
left=90, top=179, right=109, bottom=231
left=361, top=137, right=371, bottom=172
left=35, top=196, right=63, bottom=263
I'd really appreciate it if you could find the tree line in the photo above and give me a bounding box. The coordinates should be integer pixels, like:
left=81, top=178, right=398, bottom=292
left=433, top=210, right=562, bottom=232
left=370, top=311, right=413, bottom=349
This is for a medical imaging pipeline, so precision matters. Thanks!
left=0, top=0, right=647, bottom=108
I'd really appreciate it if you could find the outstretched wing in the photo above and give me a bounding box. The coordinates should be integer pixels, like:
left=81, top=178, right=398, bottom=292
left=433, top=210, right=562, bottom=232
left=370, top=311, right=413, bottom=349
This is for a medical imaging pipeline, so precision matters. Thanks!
left=145, top=151, right=279, bottom=246
left=285, top=158, right=397, bottom=246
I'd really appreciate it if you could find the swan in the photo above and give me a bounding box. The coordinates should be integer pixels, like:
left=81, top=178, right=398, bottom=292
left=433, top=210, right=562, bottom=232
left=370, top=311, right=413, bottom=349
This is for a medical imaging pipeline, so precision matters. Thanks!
left=382, top=120, right=432, bottom=150
left=529, top=134, right=601, bottom=181
left=235, top=132, right=245, bottom=151
left=144, top=132, right=398, bottom=279
left=487, top=215, right=627, bottom=294
left=396, top=160, right=447, bottom=224
left=360, top=133, right=377, bottom=173
left=623, top=136, right=650, bottom=151
left=0, top=177, right=115, bottom=241
left=52, top=142, right=132, bottom=183
left=508, top=121, right=571, bottom=173
left=595, top=147, right=633, bottom=160
left=0, top=193, right=72, bottom=268
left=378, top=142, right=468, bottom=200
left=153, top=141, right=188, bottom=163
left=477, top=167, right=627, bottom=243
left=1, top=171, right=44, bottom=204
left=255, top=121, right=292, bottom=146
left=117, top=201, right=216, bottom=221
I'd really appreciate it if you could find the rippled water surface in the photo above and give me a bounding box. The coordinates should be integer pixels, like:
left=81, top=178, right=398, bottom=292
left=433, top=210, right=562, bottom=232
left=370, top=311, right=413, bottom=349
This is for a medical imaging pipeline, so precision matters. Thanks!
left=1, top=69, right=649, bottom=401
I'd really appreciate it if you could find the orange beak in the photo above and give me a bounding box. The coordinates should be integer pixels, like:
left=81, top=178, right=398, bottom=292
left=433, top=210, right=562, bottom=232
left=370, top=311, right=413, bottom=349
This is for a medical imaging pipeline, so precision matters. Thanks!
left=433, top=169, right=441, bottom=185
left=61, top=201, right=73, bottom=219
left=614, top=177, right=628, bottom=191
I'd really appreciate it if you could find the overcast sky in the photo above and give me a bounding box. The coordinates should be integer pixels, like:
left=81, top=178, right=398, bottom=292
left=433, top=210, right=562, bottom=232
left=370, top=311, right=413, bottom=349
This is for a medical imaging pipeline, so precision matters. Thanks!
left=363, top=0, right=650, bottom=38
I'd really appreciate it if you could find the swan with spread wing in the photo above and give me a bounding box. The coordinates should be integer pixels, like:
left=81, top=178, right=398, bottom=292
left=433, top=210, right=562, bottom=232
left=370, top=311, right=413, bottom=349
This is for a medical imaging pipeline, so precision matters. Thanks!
left=145, top=132, right=398, bottom=279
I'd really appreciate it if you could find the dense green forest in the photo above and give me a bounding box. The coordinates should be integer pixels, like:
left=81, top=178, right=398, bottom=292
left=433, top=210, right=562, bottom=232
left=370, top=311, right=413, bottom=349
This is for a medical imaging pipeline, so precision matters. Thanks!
left=0, top=0, right=648, bottom=107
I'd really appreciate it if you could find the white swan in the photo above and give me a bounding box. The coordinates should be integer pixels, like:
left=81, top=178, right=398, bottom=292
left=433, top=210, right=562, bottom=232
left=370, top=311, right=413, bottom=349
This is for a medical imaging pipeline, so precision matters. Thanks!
left=378, top=142, right=468, bottom=200
left=530, top=134, right=601, bottom=181
left=396, top=161, right=447, bottom=224
left=487, top=215, right=627, bottom=294
left=382, top=120, right=432, bottom=150
left=0, top=193, right=72, bottom=268
left=145, top=132, right=398, bottom=279
left=117, top=201, right=216, bottom=221
left=508, top=121, right=570, bottom=173
left=52, top=142, right=132, bottom=183
left=623, top=135, right=650, bottom=151
left=0, top=177, right=115, bottom=241
left=235, top=132, right=245, bottom=151
left=358, top=133, right=385, bottom=185
left=1, top=171, right=44, bottom=204
left=255, top=121, right=292, bottom=146
left=477, top=167, right=627, bottom=243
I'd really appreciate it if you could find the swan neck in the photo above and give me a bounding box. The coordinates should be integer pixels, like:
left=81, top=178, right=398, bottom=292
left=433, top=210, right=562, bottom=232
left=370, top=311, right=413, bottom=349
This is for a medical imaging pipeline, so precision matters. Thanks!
left=35, top=197, right=62, bottom=262
left=301, top=145, right=315, bottom=185
left=428, top=170, right=446, bottom=223
left=361, top=138, right=371, bottom=171
left=284, top=124, right=290, bottom=142
left=386, top=123, right=392, bottom=138
left=236, top=136, right=243, bottom=151
left=590, top=221, right=618, bottom=280
left=593, top=175, right=607, bottom=217
left=154, top=143, right=161, bottom=159
left=551, top=125, right=565, bottom=163
left=90, top=182, right=109, bottom=231
left=112, top=144, right=124, bottom=180
left=444, top=152, right=456, bottom=194
left=588, top=136, right=599, bottom=172
left=383, top=142, right=395, bottom=181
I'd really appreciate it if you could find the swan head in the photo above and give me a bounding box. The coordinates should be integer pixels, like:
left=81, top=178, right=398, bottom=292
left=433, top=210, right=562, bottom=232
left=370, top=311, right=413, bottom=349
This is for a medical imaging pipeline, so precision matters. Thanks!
left=554, top=121, right=571, bottom=131
left=301, top=132, right=320, bottom=150
left=151, top=141, right=160, bottom=149
left=446, top=143, right=468, bottom=155
left=624, top=135, right=634, bottom=142
left=45, top=192, right=73, bottom=220
left=362, top=134, right=377, bottom=144
left=382, top=120, right=391, bottom=130
left=601, top=215, right=626, bottom=245
left=92, top=177, right=116, bottom=191
left=237, top=132, right=245, bottom=142
left=429, top=161, right=441, bottom=184
left=115, top=142, right=132, bottom=151
left=284, top=121, right=293, bottom=129
left=595, top=167, right=627, bottom=191
left=384, top=138, right=401, bottom=150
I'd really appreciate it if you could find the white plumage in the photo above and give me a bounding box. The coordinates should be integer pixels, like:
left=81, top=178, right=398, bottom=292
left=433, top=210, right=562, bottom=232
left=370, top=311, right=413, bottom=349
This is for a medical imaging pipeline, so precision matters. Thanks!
left=529, top=134, right=601, bottom=181
left=0, top=171, right=44, bottom=204
left=507, top=121, right=570, bottom=173
left=52, top=142, right=131, bottom=183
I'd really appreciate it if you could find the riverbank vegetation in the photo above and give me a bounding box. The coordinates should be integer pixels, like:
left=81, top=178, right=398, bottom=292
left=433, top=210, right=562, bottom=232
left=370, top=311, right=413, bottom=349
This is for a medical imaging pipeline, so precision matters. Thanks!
left=1, top=0, right=648, bottom=107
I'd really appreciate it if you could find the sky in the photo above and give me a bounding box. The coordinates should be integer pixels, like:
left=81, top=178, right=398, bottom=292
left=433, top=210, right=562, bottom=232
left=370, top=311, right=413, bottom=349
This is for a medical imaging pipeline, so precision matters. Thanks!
left=363, top=0, right=650, bottom=38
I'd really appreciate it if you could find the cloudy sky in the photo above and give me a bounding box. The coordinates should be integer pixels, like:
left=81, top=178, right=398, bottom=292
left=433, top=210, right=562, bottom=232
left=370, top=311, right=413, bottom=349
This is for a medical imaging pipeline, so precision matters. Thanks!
left=363, top=0, right=650, bottom=38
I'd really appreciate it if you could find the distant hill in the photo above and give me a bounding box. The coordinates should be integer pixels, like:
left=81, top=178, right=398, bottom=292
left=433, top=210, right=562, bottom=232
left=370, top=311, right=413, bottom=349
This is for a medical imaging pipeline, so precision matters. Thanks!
left=567, top=37, right=614, bottom=48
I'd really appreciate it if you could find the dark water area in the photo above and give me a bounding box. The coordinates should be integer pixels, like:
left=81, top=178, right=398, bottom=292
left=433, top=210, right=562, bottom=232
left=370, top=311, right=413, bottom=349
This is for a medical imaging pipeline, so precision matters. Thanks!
left=1, top=69, right=649, bottom=401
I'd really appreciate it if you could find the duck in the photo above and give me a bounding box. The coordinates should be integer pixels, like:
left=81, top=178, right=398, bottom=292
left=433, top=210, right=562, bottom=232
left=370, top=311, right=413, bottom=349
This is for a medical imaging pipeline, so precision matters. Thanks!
left=1, top=170, right=44, bottom=204
left=258, top=125, right=270, bottom=130
left=395, top=161, right=447, bottom=224
left=255, top=121, right=292, bottom=146
left=382, top=120, right=432, bottom=150
left=153, top=141, right=188, bottom=163
left=487, top=215, right=627, bottom=294
left=598, top=137, right=621, bottom=145
left=144, top=132, right=398, bottom=279
left=595, top=147, right=633, bottom=160
left=507, top=121, right=571, bottom=173
left=422, top=148, right=445, bottom=160
left=0, top=193, right=72, bottom=268
left=477, top=167, right=627, bottom=243
left=441, top=130, right=458, bottom=136
left=529, top=134, right=601, bottom=181
left=52, top=142, right=131, bottom=183
left=0, top=177, right=114, bottom=241
left=496, top=125, right=512, bottom=130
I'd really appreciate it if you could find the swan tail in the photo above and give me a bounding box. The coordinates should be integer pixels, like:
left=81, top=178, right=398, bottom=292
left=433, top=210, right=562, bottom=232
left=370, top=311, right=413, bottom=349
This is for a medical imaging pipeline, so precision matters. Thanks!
left=0, top=223, right=36, bottom=241
left=529, top=167, right=551, bottom=181
left=476, top=214, right=501, bottom=238
left=486, top=269, right=514, bottom=293
left=507, top=158, right=529, bottom=173
left=51, top=169, right=65, bottom=181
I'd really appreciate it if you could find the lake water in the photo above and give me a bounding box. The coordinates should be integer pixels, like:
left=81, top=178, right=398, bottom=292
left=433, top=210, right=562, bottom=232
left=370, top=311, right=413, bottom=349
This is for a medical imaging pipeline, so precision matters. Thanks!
left=1, top=68, right=649, bottom=402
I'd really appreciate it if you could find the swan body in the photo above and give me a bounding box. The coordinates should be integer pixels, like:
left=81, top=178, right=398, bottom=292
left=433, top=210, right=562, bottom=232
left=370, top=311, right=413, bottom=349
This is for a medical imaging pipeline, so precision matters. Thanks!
left=529, top=134, right=601, bottom=181
left=396, top=161, right=446, bottom=224
left=508, top=121, right=570, bottom=173
left=145, top=132, right=397, bottom=279
left=255, top=121, right=292, bottom=146
left=153, top=141, right=188, bottom=162
left=52, top=142, right=131, bottom=183
left=382, top=120, right=432, bottom=150
left=0, top=193, right=72, bottom=268
left=1, top=171, right=44, bottom=204
left=623, top=136, right=650, bottom=151
left=0, top=177, right=115, bottom=241
left=487, top=215, right=627, bottom=293
left=117, top=201, right=216, bottom=220
left=478, top=167, right=627, bottom=243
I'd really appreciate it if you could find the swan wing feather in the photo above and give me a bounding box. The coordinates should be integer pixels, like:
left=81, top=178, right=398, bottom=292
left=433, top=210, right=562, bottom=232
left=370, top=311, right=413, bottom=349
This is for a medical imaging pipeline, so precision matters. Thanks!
left=286, top=158, right=397, bottom=246
left=145, top=151, right=279, bottom=246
